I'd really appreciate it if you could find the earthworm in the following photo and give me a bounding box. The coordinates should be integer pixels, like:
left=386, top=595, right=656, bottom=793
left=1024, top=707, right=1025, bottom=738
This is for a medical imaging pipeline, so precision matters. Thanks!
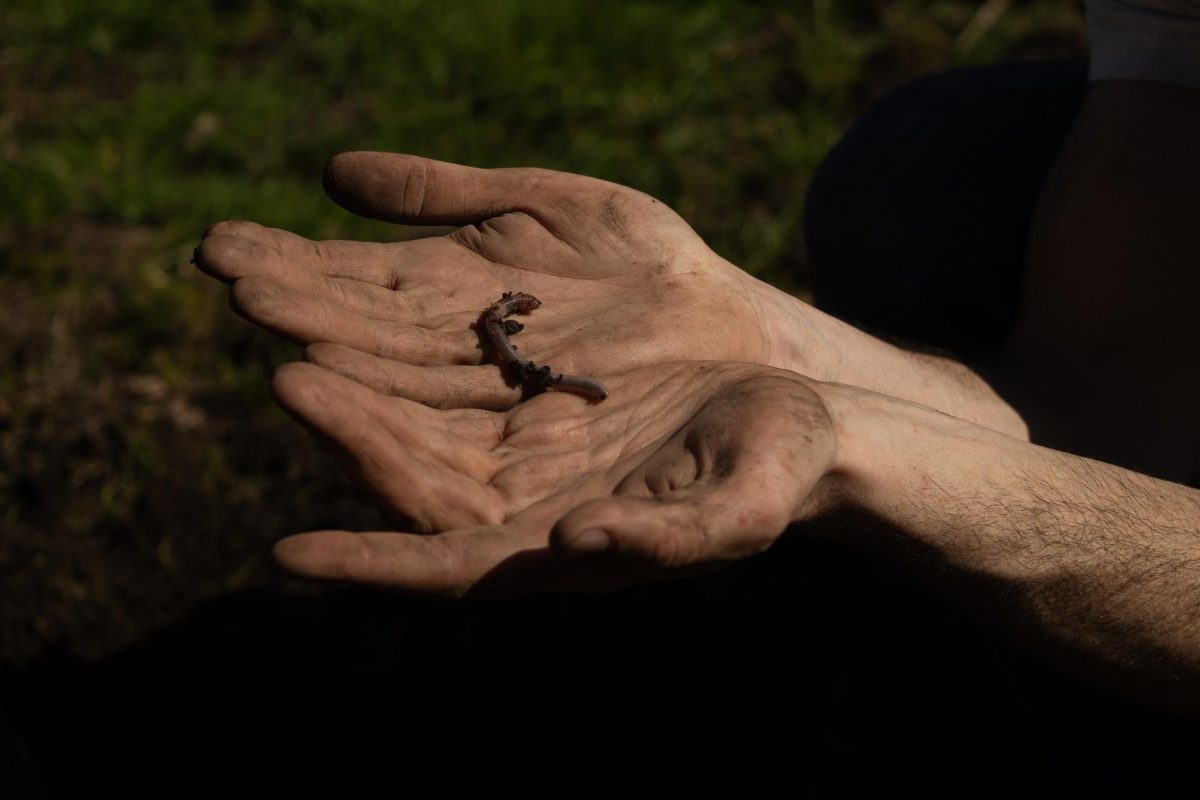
left=482, top=292, right=609, bottom=402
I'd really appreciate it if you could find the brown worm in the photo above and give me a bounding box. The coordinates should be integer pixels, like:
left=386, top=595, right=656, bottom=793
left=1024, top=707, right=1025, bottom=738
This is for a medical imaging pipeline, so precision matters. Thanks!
left=482, top=292, right=609, bottom=402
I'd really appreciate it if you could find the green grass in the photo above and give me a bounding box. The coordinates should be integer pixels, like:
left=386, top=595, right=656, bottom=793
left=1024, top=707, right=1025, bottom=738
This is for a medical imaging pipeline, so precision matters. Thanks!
left=0, top=0, right=1084, bottom=663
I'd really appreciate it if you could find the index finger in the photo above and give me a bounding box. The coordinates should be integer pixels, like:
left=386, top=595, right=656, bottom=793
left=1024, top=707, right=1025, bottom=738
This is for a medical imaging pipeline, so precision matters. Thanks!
left=202, top=219, right=402, bottom=286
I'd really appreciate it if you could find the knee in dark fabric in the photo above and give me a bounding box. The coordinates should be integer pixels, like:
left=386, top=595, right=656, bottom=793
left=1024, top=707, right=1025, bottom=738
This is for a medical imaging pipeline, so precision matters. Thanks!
left=803, top=61, right=1087, bottom=354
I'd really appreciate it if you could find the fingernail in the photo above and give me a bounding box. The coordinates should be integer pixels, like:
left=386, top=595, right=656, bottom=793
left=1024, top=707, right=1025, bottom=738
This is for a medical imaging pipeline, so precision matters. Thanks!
left=567, top=529, right=611, bottom=554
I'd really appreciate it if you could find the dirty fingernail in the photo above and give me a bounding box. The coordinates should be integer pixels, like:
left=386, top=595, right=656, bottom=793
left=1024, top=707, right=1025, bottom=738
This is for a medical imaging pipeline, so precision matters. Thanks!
left=567, top=529, right=611, bottom=554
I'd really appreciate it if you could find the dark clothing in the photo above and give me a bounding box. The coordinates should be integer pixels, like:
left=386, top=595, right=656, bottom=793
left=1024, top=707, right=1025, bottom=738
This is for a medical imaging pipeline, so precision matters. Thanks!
left=805, top=59, right=1088, bottom=355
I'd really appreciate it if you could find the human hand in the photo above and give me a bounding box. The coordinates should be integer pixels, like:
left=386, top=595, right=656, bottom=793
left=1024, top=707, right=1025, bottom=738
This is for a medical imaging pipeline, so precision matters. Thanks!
left=195, top=152, right=806, bottom=410
left=268, top=359, right=841, bottom=596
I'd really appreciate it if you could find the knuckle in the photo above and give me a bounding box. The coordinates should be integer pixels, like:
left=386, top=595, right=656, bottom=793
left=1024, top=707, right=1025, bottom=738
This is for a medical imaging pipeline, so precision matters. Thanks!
left=386, top=325, right=441, bottom=366
left=430, top=376, right=463, bottom=410
left=401, top=159, right=432, bottom=218
left=384, top=364, right=412, bottom=398
left=374, top=330, right=397, bottom=361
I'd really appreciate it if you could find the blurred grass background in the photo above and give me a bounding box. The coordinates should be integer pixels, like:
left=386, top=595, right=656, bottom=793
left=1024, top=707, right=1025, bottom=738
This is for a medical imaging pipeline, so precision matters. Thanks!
left=0, top=0, right=1084, bottom=664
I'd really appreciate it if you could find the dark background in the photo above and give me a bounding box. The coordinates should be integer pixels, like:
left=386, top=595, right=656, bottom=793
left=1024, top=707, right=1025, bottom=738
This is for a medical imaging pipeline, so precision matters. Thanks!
left=2, top=1, right=1142, bottom=795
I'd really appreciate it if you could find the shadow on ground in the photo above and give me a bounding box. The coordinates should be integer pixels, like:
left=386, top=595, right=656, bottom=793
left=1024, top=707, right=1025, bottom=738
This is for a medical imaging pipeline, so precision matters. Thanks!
left=5, top=535, right=1194, bottom=798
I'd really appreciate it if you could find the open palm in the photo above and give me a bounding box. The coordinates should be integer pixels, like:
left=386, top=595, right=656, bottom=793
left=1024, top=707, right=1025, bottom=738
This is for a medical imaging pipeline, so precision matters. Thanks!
left=269, top=359, right=839, bottom=597
left=195, top=152, right=780, bottom=409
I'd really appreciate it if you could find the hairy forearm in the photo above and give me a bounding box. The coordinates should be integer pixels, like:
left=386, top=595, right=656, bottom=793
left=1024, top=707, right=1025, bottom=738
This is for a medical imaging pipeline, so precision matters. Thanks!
left=813, top=381, right=1200, bottom=712
left=744, top=272, right=1028, bottom=439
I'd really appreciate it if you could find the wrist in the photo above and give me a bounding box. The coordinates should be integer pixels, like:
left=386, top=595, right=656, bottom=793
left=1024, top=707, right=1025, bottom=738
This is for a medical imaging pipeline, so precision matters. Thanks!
left=726, top=258, right=1029, bottom=438
left=797, top=381, right=886, bottom=523
left=736, top=269, right=826, bottom=374
left=812, top=380, right=982, bottom=512
left=745, top=272, right=1029, bottom=438
left=807, top=379, right=1035, bottom=570
left=772, top=377, right=877, bottom=527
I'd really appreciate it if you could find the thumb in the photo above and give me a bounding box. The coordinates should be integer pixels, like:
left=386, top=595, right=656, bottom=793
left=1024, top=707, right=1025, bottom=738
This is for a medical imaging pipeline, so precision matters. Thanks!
left=323, top=151, right=552, bottom=225
left=550, top=482, right=793, bottom=570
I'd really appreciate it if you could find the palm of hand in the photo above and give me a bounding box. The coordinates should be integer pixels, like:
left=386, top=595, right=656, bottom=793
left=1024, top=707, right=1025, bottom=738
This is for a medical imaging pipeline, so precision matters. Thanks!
left=195, top=152, right=767, bottom=409
left=270, top=359, right=837, bottom=596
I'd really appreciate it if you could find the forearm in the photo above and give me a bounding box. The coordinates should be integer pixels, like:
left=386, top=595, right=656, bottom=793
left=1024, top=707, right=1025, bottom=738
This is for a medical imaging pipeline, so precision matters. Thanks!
left=811, top=381, right=1200, bottom=712
left=745, top=272, right=1028, bottom=439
